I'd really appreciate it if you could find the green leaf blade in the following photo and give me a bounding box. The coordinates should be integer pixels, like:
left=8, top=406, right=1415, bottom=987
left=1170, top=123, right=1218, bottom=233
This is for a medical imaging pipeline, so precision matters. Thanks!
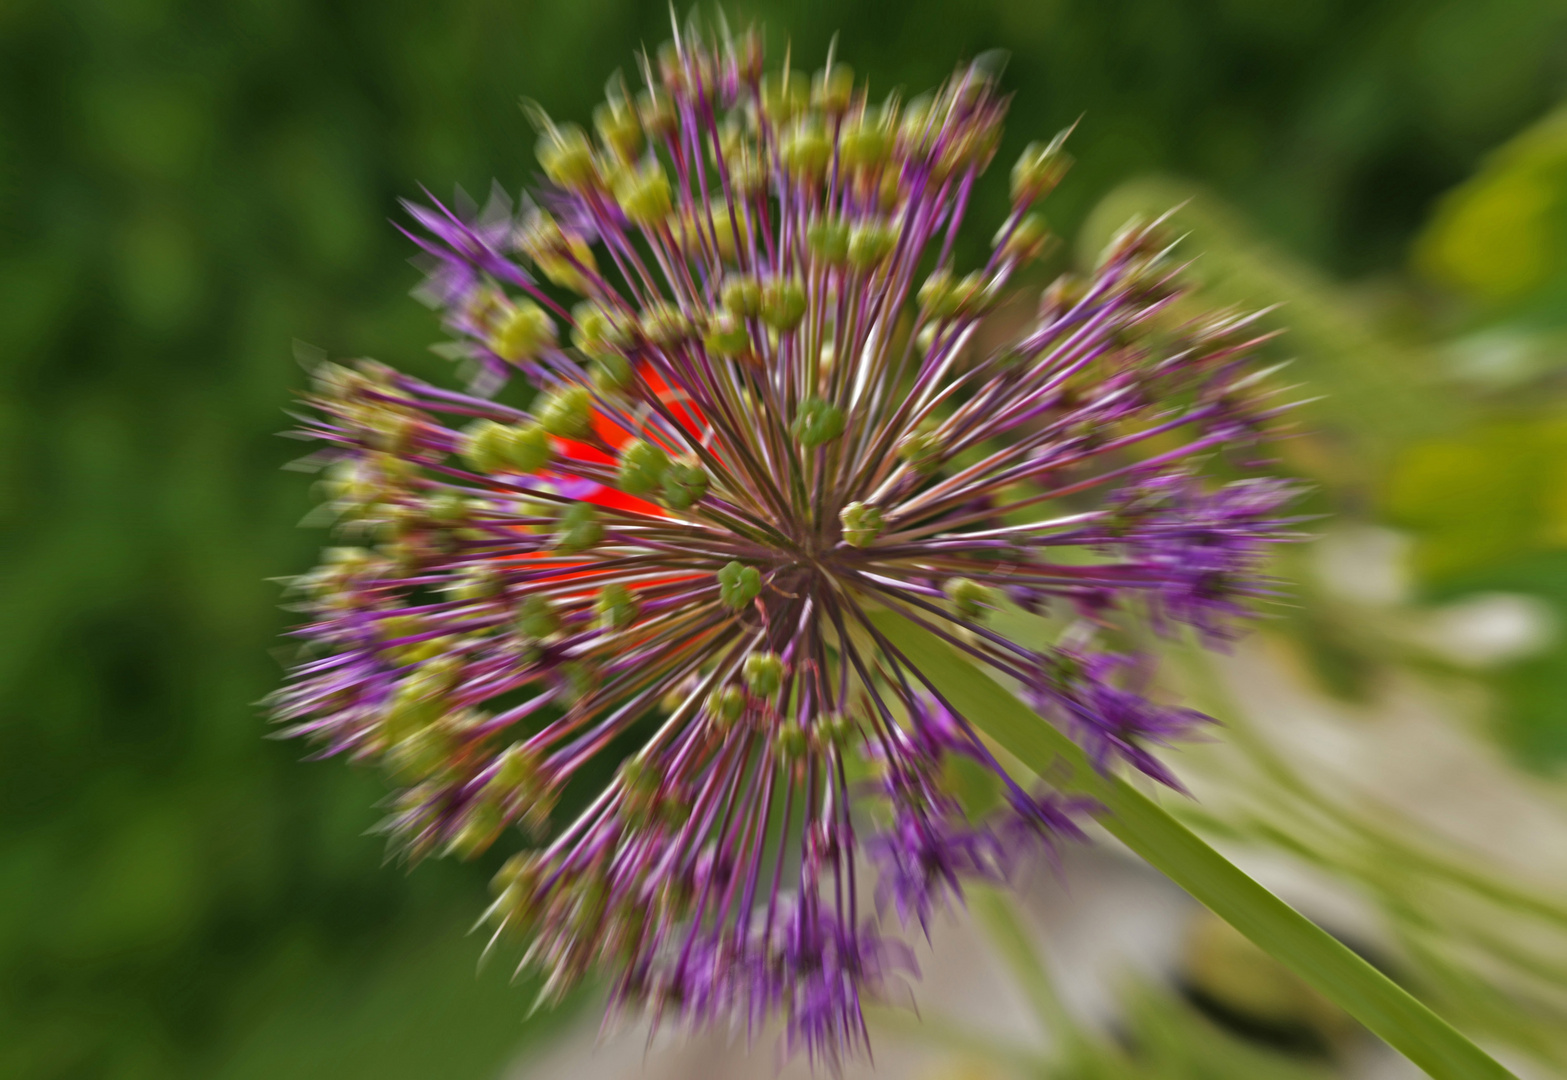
left=871, top=610, right=1515, bottom=1080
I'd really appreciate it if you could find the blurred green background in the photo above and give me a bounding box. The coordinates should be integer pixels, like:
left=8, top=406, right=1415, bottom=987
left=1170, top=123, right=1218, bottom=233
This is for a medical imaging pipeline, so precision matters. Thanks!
left=4, top=1, right=1567, bottom=1077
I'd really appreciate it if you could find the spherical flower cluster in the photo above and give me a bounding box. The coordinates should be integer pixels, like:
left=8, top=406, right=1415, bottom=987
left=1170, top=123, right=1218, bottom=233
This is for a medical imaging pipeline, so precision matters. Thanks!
left=270, top=21, right=1301, bottom=1068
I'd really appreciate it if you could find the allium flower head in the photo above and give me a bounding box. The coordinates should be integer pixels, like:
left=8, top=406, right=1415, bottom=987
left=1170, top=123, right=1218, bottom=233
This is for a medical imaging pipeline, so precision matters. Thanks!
left=272, top=18, right=1302, bottom=1068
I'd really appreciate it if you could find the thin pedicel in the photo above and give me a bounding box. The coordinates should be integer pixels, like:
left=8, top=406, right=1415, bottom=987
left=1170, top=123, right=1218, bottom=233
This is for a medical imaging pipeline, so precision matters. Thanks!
left=269, top=19, right=1303, bottom=1070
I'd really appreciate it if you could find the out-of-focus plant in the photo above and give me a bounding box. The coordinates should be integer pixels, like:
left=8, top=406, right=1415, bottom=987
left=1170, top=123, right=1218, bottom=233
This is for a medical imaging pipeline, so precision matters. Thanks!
left=1042, top=101, right=1567, bottom=1075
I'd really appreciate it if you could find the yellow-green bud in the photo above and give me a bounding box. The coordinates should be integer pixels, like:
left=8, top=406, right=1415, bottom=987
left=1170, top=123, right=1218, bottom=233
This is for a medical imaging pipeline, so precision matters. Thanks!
left=661, top=462, right=709, bottom=510
left=503, top=423, right=552, bottom=473
left=717, top=561, right=761, bottom=610
left=593, top=98, right=642, bottom=161
left=743, top=651, right=784, bottom=697
left=613, top=161, right=672, bottom=228
left=596, top=582, right=640, bottom=631
left=490, top=741, right=541, bottom=794
left=897, top=425, right=944, bottom=472
left=447, top=567, right=501, bottom=602
left=839, top=111, right=891, bottom=169
left=516, top=595, right=561, bottom=641
left=759, top=70, right=807, bottom=124
left=775, top=719, right=807, bottom=761
left=848, top=221, right=896, bottom=270
left=461, top=420, right=511, bottom=474
left=555, top=502, right=603, bottom=553
left=639, top=302, right=691, bottom=347
left=996, top=212, right=1055, bottom=264
left=538, top=385, right=594, bottom=440
left=706, top=685, right=746, bottom=728
left=388, top=723, right=455, bottom=781
left=617, top=439, right=670, bottom=496
left=537, top=123, right=598, bottom=191
left=636, top=86, right=676, bottom=139
left=1010, top=131, right=1073, bottom=205
left=946, top=576, right=1000, bottom=618
left=591, top=353, right=636, bottom=394
left=446, top=800, right=505, bottom=860
left=839, top=501, right=884, bottom=547
left=780, top=118, right=831, bottom=180
left=811, top=64, right=855, bottom=113
left=806, top=218, right=851, bottom=264
left=761, top=278, right=807, bottom=331
left=703, top=313, right=751, bottom=357
left=384, top=686, right=440, bottom=742
left=425, top=490, right=468, bottom=525
left=792, top=397, right=845, bottom=448
left=820, top=712, right=857, bottom=748
left=721, top=275, right=763, bottom=317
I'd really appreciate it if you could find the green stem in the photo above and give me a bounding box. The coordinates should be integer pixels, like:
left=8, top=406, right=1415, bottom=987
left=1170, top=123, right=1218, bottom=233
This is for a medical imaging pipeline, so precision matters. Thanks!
left=872, top=611, right=1516, bottom=1080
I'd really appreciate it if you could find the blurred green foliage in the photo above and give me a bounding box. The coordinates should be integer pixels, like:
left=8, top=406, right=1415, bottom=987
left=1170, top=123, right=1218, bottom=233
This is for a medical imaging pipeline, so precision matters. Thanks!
left=3, top=0, right=1566, bottom=1077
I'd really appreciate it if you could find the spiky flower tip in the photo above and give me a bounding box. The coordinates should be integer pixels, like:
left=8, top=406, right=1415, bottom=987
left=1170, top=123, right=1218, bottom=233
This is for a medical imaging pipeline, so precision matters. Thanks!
left=270, top=20, right=1303, bottom=1069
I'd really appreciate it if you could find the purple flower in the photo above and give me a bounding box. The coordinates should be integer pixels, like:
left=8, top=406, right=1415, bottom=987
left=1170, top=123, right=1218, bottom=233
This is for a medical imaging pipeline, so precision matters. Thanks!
left=268, top=17, right=1302, bottom=1068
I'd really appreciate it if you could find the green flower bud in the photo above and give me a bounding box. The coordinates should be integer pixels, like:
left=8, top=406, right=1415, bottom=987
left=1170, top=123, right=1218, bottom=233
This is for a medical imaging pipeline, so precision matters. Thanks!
left=918, top=269, right=990, bottom=319
left=388, top=722, right=456, bottom=781
left=1039, top=273, right=1085, bottom=323
left=742, top=651, right=784, bottom=697
left=775, top=719, right=808, bottom=761
left=900, top=94, right=936, bottom=156
left=447, top=567, right=501, bottom=601
left=847, top=220, right=896, bottom=270
left=759, top=70, right=807, bottom=124
left=397, top=633, right=456, bottom=666
left=703, top=313, right=751, bottom=357
left=897, top=425, right=944, bottom=472
left=996, top=212, right=1055, bottom=264
left=717, top=560, right=762, bottom=610
left=383, top=686, right=440, bottom=742
left=806, top=218, right=851, bottom=264
left=613, top=161, right=673, bottom=227
left=446, top=800, right=505, bottom=860
left=425, top=490, right=469, bottom=525
left=661, top=462, right=709, bottom=510
left=379, top=613, right=428, bottom=642
left=591, top=352, right=636, bottom=395
left=761, top=278, right=807, bottom=331
left=593, top=98, right=643, bottom=161
left=706, top=685, right=746, bottom=728
left=839, top=118, right=889, bottom=170
left=819, top=712, right=857, bottom=748
left=792, top=397, right=845, bottom=448
left=839, top=501, right=884, bottom=547
left=555, top=502, right=603, bottom=554
left=639, top=302, right=692, bottom=347
left=811, top=63, right=855, bottom=113
left=538, top=385, right=594, bottom=440
left=490, top=741, right=541, bottom=795
left=516, top=595, right=562, bottom=641
left=596, top=582, right=640, bottom=630
left=556, top=659, right=596, bottom=705
left=536, top=123, right=598, bottom=191
left=945, top=576, right=1000, bottom=618
left=721, top=275, right=763, bottom=317
left=461, top=420, right=511, bottom=474
left=918, top=269, right=956, bottom=317
left=617, top=439, right=670, bottom=496
left=1010, top=130, right=1073, bottom=205
left=518, top=212, right=598, bottom=294
left=780, top=118, right=831, bottom=180
left=636, top=86, right=676, bottom=139
left=504, top=423, right=553, bottom=473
